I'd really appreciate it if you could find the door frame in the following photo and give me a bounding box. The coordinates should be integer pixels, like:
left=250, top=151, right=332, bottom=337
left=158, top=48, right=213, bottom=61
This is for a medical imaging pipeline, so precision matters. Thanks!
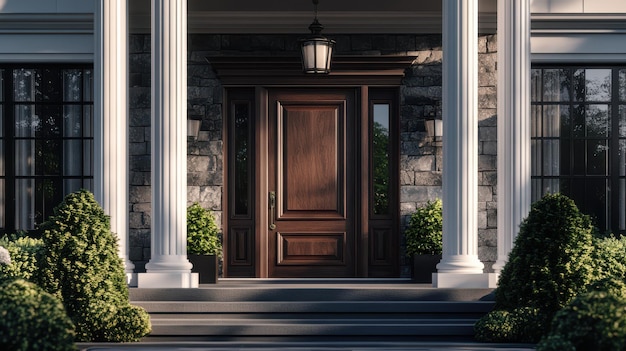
left=214, top=56, right=412, bottom=278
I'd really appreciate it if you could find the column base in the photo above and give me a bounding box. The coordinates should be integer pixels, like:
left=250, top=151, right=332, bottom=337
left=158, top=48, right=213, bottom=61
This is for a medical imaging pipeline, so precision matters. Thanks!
left=432, top=272, right=498, bottom=288
left=137, top=272, right=199, bottom=288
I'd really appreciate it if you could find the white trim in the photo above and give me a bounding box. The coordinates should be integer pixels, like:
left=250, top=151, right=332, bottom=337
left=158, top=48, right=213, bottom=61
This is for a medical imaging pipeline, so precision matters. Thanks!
left=532, top=53, right=626, bottom=63
left=129, top=10, right=498, bottom=34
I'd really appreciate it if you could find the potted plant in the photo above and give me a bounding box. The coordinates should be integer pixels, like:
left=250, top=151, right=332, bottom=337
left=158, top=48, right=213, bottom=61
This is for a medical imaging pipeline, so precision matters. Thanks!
left=405, top=198, right=442, bottom=283
left=187, top=203, right=222, bottom=284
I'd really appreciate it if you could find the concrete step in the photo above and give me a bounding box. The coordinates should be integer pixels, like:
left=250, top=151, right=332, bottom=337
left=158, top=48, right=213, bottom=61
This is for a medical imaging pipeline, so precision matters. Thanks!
left=131, top=280, right=495, bottom=341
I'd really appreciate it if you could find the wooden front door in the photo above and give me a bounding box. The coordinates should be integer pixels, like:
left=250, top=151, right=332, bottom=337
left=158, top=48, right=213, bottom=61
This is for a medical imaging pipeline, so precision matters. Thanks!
left=267, top=89, right=356, bottom=277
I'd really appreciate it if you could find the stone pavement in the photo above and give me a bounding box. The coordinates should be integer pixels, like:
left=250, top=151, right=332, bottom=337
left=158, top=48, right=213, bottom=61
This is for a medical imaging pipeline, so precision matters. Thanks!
left=79, top=341, right=536, bottom=351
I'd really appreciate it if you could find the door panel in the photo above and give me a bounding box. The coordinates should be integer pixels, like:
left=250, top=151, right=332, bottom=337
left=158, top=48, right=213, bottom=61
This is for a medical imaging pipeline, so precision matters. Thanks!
left=268, top=89, right=355, bottom=277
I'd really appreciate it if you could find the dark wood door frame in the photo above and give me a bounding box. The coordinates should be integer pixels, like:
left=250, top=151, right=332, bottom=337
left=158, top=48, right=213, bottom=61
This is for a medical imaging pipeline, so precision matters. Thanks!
left=217, top=56, right=409, bottom=278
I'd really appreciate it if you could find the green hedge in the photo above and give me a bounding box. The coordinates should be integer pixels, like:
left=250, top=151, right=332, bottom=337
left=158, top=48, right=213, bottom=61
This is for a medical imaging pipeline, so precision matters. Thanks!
left=0, top=234, right=44, bottom=284
left=0, top=279, right=75, bottom=351
left=187, top=203, right=221, bottom=256
left=404, top=199, right=443, bottom=255
left=537, top=285, right=626, bottom=351
left=37, top=189, right=151, bottom=342
left=475, top=194, right=596, bottom=343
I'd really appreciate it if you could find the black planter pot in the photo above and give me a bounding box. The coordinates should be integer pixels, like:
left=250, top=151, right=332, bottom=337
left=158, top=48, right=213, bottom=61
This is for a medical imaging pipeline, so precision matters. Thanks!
left=188, top=254, right=218, bottom=284
left=411, top=254, right=442, bottom=283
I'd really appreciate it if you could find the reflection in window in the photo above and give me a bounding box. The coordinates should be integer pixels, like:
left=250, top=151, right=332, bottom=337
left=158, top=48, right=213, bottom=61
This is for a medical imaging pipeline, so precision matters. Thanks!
left=233, top=102, right=251, bottom=216
left=0, top=66, right=93, bottom=232
left=532, top=67, right=626, bottom=234
left=372, top=104, right=390, bottom=215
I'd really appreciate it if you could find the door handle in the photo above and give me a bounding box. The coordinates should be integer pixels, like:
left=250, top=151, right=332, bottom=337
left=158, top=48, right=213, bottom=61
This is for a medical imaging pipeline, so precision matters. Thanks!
left=269, top=191, right=277, bottom=230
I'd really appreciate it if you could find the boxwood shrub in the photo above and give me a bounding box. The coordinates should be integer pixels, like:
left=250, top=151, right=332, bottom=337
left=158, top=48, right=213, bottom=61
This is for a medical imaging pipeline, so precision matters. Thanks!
left=536, top=285, right=626, bottom=351
left=474, top=307, right=547, bottom=343
left=405, top=199, right=443, bottom=256
left=37, top=189, right=151, bottom=342
left=495, top=193, right=595, bottom=314
left=0, top=234, right=44, bottom=284
left=475, top=193, right=596, bottom=343
left=0, top=279, right=75, bottom=351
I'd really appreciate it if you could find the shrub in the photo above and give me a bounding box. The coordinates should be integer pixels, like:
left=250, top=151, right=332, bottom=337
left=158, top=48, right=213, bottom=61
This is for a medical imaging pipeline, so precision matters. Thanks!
left=37, top=189, right=151, bottom=342
left=591, top=235, right=626, bottom=283
left=405, top=199, right=442, bottom=255
left=0, top=279, right=75, bottom=351
left=475, top=194, right=596, bottom=343
left=474, top=307, right=548, bottom=343
left=495, top=193, right=595, bottom=315
left=187, top=203, right=221, bottom=256
left=0, top=234, right=44, bottom=284
left=537, top=288, right=626, bottom=351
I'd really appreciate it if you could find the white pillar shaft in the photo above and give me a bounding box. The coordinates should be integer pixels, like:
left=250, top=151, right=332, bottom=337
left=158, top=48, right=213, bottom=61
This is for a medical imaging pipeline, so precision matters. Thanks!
left=94, top=0, right=134, bottom=276
left=144, top=0, right=192, bottom=274
left=494, top=0, right=531, bottom=273
left=436, top=0, right=485, bottom=275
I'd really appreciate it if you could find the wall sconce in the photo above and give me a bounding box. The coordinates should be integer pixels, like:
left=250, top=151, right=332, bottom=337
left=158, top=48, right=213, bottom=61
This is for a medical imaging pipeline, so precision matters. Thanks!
left=425, top=118, right=443, bottom=143
left=187, top=117, right=202, bottom=140
left=299, top=0, right=335, bottom=74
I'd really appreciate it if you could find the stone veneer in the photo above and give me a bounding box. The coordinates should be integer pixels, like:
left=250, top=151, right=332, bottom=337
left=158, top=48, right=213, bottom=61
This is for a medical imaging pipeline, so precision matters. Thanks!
left=128, top=33, right=498, bottom=275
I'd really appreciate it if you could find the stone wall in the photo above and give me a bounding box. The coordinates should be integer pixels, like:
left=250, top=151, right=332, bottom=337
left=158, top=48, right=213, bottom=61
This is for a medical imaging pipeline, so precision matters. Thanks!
left=127, top=33, right=498, bottom=274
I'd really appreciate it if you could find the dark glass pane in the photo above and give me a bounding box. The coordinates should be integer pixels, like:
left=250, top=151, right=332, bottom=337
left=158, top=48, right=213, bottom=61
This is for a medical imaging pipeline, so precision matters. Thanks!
left=620, top=179, right=626, bottom=231
left=14, top=105, right=37, bottom=137
left=619, top=105, right=626, bottom=138
left=38, top=105, right=61, bottom=138
left=572, top=104, right=585, bottom=138
left=586, top=104, right=610, bottom=137
left=36, top=139, right=61, bottom=175
left=531, top=105, right=541, bottom=137
left=372, top=104, right=390, bottom=215
left=572, top=140, right=585, bottom=175
left=63, top=70, right=82, bottom=102
left=15, top=140, right=34, bottom=176
left=585, top=69, right=611, bottom=102
left=542, top=140, right=559, bottom=176
left=584, top=179, right=609, bottom=233
left=587, top=140, right=608, bottom=175
left=13, top=69, right=35, bottom=102
left=560, top=105, right=571, bottom=137
left=36, top=69, right=61, bottom=102
left=542, top=69, right=570, bottom=102
left=531, top=69, right=541, bottom=102
left=233, top=102, right=250, bottom=216
left=84, top=69, right=94, bottom=102
left=35, top=178, right=62, bottom=225
left=620, top=70, right=626, bottom=102
left=83, top=140, right=93, bottom=176
left=63, top=140, right=82, bottom=176
left=83, top=106, right=93, bottom=137
left=543, top=105, right=561, bottom=137
left=573, top=69, right=585, bottom=102
left=15, top=179, right=35, bottom=230
left=531, top=139, right=541, bottom=176
left=0, top=69, right=4, bottom=101
left=621, top=140, right=626, bottom=177
left=64, top=105, right=82, bottom=137
left=560, top=139, right=570, bottom=175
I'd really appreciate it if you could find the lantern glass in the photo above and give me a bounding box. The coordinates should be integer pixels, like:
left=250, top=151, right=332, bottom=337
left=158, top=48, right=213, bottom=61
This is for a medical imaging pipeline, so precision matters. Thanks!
left=301, top=37, right=335, bottom=74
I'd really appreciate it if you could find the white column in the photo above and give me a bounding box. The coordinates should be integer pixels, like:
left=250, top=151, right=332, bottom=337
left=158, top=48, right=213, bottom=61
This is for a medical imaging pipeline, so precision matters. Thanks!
left=137, top=0, right=197, bottom=288
left=433, top=0, right=496, bottom=288
left=493, top=0, right=531, bottom=274
left=94, top=0, right=136, bottom=286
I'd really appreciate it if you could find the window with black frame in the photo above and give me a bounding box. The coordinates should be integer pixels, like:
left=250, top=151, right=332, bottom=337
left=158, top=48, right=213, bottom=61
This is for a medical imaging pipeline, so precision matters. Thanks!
left=531, top=66, right=626, bottom=235
left=0, top=66, right=94, bottom=233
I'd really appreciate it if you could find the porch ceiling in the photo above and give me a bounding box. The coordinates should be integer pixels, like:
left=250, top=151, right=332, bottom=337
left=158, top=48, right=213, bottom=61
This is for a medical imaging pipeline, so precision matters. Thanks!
left=129, top=0, right=497, bottom=34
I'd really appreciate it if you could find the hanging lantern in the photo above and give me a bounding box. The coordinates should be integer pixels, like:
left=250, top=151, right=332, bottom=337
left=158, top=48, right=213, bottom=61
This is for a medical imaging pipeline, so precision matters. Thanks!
left=300, top=0, right=335, bottom=74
